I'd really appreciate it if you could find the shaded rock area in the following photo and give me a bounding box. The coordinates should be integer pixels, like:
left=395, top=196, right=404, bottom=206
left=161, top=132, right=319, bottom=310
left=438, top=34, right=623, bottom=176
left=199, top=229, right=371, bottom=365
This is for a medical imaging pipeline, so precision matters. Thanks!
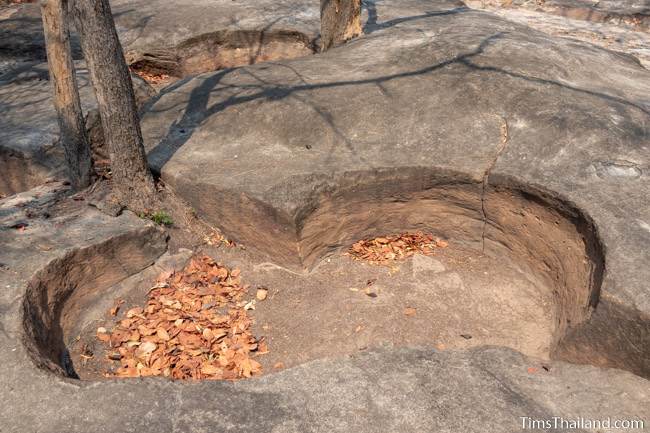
left=0, top=62, right=154, bottom=197
left=115, top=0, right=319, bottom=82
left=0, top=2, right=66, bottom=74
left=127, top=29, right=315, bottom=86
left=111, top=0, right=319, bottom=58
left=0, top=0, right=319, bottom=77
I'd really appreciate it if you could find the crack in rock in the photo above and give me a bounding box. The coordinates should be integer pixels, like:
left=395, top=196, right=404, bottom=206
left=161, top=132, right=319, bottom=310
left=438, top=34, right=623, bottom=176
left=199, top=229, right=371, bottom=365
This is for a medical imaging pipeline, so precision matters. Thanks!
left=480, top=116, right=509, bottom=252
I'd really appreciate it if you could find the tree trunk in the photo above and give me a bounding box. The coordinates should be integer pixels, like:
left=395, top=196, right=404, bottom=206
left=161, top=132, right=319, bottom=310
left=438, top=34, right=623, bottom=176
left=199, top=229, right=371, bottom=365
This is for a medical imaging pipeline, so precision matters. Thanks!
left=40, top=0, right=92, bottom=190
left=320, top=0, right=362, bottom=52
left=69, top=0, right=156, bottom=208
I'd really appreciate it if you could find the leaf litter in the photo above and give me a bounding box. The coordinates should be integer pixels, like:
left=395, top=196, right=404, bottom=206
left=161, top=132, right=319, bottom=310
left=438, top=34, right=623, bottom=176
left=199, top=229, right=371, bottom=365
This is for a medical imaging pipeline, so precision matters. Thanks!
left=95, top=255, right=267, bottom=381
left=346, top=232, right=448, bottom=265
left=130, top=68, right=171, bottom=86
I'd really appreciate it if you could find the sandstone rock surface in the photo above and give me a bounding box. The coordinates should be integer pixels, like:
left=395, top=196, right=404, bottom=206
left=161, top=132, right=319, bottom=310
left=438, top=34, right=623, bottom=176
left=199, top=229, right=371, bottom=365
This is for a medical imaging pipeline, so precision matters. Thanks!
left=0, top=1, right=648, bottom=431
left=140, top=0, right=650, bottom=377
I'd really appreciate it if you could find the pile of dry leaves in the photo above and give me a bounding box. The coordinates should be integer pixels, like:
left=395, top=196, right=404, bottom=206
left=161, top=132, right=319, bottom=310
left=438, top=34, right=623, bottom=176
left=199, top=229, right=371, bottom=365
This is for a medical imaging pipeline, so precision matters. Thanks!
left=131, top=69, right=171, bottom=86
left=346, top=232, right=448, bottom=265
left=96, top=255, right=266, bottom=380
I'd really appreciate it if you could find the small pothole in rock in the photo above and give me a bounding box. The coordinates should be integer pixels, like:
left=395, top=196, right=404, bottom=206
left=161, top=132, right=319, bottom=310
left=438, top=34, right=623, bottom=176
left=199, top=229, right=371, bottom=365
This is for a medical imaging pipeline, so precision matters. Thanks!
left=127, top=29, right=316, bottom=89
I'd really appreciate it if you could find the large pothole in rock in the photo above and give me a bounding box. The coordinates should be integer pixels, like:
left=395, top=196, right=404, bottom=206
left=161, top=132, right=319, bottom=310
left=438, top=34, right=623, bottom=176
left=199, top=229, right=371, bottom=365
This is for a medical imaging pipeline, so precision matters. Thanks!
left=21, top=180, right=617, bottom=381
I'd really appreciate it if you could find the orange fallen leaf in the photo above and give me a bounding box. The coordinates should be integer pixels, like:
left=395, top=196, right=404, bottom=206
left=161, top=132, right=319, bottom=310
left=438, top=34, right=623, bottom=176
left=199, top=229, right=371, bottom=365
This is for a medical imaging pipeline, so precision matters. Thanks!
left=256, top=288, right=268, bottom=301
left=404, top=307, right=417, bottom=317
left=156, top=328, right=170, bottom=341
left=257, top=340, right=269, bottom=355
left=201, top=363, right=222, bottom=376
left=126, top=307, right=143, bottom=318
left=135, top=341, right=156, bottom=359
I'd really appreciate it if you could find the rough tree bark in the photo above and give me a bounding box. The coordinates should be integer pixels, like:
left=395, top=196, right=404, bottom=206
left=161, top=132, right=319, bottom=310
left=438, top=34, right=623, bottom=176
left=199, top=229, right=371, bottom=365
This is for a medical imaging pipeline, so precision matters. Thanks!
left=320, top=0, right=362, bottom=52
left=41, top=0, right=92, bottom=190
left=69, top=0, right=156, bottom=208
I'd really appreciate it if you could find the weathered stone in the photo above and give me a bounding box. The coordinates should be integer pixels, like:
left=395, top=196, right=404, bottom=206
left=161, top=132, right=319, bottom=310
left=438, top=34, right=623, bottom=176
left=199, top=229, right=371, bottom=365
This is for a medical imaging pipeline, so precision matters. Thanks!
left=0, top=187, right=168, bottom=377
left=466, top=5, right=650, bottom=67
left=0, top=1, right=648, bottom=430
left=0, top=184, right=645, bottom=432
left=140, top=0, right=649, bottom=377
left=3, top=0, right=647, bottom=196
left=465, top=0, right=650, bottom=29
left=0, top=0, right=319, bottom=195
left=0, top=61, right=154, bottom=196
left=0, top=0, right=319, bottom=76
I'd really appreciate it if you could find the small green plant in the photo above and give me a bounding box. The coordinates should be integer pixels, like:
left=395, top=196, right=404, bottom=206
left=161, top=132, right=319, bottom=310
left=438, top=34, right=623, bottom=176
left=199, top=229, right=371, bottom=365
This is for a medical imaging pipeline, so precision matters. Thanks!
left=141, top=210, right=173, bottom=226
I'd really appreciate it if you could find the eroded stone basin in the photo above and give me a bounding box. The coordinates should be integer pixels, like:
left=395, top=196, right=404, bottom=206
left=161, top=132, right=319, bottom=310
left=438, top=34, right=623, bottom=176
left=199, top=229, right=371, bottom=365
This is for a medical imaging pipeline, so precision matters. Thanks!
left=127, top=30, right=316, bottom=86
left=27, top=174, right=650, bottom=382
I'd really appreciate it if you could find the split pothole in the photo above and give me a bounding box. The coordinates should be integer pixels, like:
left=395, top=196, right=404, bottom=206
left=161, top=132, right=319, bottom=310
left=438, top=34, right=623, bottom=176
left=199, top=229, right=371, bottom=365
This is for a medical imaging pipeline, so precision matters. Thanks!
left=19, top=178, right=648, bottom=381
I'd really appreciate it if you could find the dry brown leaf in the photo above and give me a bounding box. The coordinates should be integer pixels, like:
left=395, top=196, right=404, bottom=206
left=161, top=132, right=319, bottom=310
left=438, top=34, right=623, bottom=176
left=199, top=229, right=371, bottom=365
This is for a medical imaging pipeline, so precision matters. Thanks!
left=201, top=363, right=222, bottom=376
left=257, top=340, right=269, bottom=355
left=156, top=328, right=170, bottom=341
left=126, top=307, right=143, bottom=318
left=404, top=307, right=417, bottom=317
left=135, top=341, right=157, bottom=359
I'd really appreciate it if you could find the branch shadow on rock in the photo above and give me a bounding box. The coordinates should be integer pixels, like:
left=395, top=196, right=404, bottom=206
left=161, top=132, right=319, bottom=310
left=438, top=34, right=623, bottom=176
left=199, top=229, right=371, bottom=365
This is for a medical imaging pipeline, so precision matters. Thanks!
left=146, top=29, right=649, bottom=173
